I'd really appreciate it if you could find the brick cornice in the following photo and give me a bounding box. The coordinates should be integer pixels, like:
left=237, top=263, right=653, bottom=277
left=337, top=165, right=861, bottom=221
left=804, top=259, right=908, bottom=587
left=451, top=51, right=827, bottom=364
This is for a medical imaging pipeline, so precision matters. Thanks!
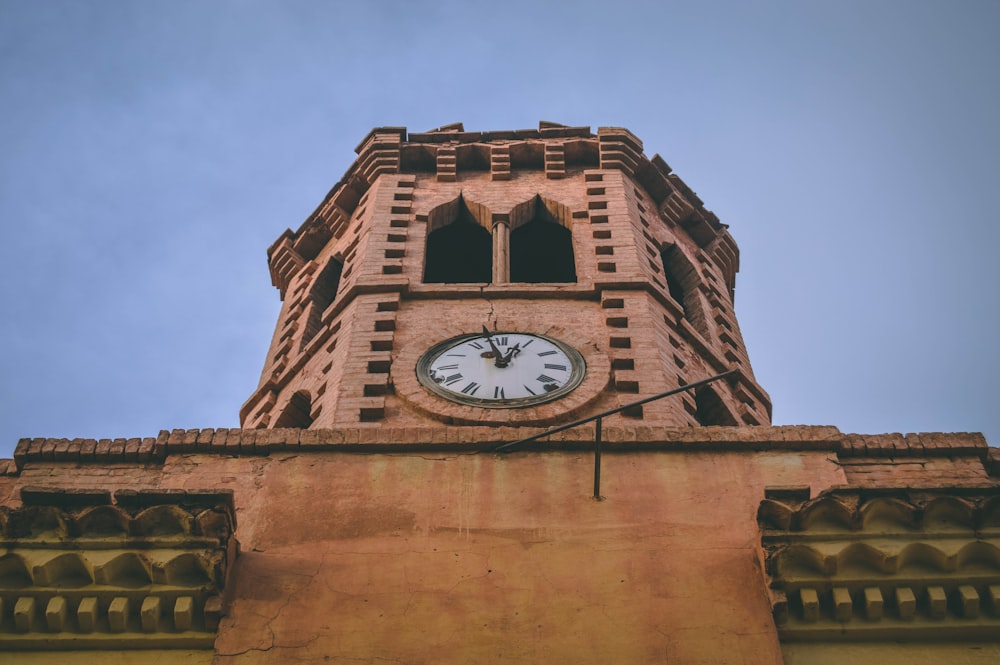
left=837, top=431, right=990, bottom=458
left=8, top=427, right=993, bottom=471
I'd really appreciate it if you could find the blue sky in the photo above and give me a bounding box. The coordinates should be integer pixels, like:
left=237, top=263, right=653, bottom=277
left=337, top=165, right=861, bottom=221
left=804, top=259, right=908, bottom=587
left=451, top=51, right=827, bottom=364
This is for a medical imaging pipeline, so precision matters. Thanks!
left=1, top=1, right=998, bottom=458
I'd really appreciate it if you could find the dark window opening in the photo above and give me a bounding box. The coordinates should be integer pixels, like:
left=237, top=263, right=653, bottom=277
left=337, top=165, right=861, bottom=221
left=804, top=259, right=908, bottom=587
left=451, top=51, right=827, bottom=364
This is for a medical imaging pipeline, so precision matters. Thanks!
left=662, top=250, right=686, bottom=306
left=660, top=244, right=710, bottom=336
left=302, top=257, right=343, bottom=348
left=273, top=391, right=313, bottom=428
left=424, top=218, right=492, bottom=283
left=660, top=245, right=691, bottom=312
left=694, top=386, right=738, bottom=426
left=510, top=218, right=576, bottom=283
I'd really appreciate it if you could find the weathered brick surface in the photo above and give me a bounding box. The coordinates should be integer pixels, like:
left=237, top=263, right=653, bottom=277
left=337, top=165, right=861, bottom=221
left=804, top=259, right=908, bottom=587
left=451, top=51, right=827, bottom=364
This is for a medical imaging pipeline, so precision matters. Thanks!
left=833, top=433, right=994, bottom=486
left=988, top=447, right=1000, bottom=477
left=839, top=456, right=994, bottom=487
left=838, top=432, right=988, bottom=457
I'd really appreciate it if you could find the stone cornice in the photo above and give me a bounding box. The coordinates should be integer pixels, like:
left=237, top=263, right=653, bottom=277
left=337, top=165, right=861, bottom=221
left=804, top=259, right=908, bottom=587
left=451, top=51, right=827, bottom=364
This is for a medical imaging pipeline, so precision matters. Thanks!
left=759, top=486, right=1000, bottom=641
left=0, top=488, right=236, bottom=650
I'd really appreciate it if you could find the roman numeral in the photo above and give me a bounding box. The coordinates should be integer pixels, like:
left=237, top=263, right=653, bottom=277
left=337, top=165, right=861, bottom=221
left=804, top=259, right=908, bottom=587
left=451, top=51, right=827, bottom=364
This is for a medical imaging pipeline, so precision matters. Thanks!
left=493, top=386, right=505, bottom=399
left=468, top=341, right=484, bottom=350
left=461, top=381, right=481, bottom=395
left=444, top=374, right=463, bottom=385
left=521, top=339, right=534, bottom=348
left=523, top=385, right=536, bottom=395
left=544, top=363, right=567, bottom=371
left=537, top=350, right=557, bottom=357
left=498, top=336, right=508, bottom=346
left=536, top=374, right=557, bottom=384
left=437, top=364, right=459, bottom=370
left=445, top=353, right=466, bottom=357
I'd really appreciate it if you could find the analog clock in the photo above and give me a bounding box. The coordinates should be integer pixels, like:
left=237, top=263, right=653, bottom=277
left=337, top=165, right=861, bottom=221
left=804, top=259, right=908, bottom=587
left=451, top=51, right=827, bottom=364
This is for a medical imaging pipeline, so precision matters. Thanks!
left=416, top=329, right=586, bottom=407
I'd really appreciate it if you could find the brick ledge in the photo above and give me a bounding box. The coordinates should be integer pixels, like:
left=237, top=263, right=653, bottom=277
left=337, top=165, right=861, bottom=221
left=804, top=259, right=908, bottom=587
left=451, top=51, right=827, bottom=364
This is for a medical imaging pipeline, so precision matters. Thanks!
left=4, top=426, right=992, bottom=472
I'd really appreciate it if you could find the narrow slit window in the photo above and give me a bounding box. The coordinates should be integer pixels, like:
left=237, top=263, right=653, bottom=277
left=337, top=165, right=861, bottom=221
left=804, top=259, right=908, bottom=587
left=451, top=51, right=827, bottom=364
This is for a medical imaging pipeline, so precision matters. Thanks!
left=660, top=244, right=710, bottom=336
left=302, top=257, right=343, bottom=347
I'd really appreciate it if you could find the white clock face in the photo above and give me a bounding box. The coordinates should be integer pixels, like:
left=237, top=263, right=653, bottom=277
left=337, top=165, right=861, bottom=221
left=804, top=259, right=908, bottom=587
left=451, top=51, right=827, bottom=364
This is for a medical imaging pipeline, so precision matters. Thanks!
left=417, top=331, right=586, bottom=408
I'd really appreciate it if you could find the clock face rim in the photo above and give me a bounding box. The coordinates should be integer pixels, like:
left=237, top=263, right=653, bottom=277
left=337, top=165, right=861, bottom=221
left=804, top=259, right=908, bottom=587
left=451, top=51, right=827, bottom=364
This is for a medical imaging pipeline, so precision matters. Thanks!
left=416, top=331, right=587, bottom=408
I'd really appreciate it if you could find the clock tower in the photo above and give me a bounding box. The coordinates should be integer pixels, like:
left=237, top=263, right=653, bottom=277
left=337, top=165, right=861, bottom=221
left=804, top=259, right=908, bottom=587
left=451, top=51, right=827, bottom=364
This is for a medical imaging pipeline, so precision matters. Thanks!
left=240, top=122, right=771, bottom=431
left=5, top=122, right=998, bottom=665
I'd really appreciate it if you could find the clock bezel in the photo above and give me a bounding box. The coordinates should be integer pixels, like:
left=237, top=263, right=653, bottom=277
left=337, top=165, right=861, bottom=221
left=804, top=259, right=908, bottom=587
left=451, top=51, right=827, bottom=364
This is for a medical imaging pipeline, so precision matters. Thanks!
left=416, top=331, right=586, bottom=408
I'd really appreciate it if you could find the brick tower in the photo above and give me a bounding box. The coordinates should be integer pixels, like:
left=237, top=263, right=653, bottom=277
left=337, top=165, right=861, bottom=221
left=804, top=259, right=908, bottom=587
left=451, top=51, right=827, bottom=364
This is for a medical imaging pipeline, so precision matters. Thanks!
left=240, top=122, right=771, bottom=431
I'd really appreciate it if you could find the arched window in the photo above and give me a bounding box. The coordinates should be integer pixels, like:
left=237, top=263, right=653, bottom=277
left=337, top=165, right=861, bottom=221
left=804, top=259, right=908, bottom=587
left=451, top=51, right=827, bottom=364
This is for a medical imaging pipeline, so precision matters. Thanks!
left=302, top=257, right=343, bottom=347
left=509, top=210, right=576, bottom=283
left=694, top=386, right=738, bottom=426
left=660, top=244, right=709, bottom=336
left=273, top=391, right=313, bottom=428
left=424, top=216, right=492, bottom=283
left=422, top=194, right=577, bottom=285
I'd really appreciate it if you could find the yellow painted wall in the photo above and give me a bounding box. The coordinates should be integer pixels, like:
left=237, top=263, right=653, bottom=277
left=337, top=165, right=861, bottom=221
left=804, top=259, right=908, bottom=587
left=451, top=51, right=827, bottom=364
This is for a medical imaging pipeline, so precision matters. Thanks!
left=2, top=650, right=212, bottom=664
left=783, top=642, right=1000, bottom=665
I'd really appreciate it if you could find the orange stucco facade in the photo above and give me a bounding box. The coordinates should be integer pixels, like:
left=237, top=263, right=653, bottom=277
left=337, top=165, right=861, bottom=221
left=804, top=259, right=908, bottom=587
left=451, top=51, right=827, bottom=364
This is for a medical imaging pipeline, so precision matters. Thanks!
left=3, top=426, right=997, bottom=663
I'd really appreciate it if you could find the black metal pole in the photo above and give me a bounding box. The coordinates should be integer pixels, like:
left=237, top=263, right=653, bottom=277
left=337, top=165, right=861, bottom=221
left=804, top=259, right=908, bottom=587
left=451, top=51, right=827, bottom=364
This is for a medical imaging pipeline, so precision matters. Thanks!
left=494, top=369, right=737, bottom=453
left=593, top=416, right=603, bottom=500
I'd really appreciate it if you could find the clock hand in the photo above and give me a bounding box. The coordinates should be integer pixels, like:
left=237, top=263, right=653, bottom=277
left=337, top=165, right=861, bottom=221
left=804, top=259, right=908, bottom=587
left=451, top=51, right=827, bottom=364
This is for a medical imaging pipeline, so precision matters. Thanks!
left=481, top=326, right=508, bottom=368
left=500, top=343, right=520, bottom=365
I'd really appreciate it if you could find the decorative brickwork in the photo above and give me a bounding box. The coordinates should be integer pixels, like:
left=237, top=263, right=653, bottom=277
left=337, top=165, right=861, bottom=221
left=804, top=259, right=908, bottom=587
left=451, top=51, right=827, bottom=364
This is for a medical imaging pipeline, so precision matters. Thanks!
left=544, top=142, right=566, bottom=179
left=490, top=143, right=511, bottom=181
left=0, top=488, right=236, bottom=650
left=759, top=486, right=1000, bottom=641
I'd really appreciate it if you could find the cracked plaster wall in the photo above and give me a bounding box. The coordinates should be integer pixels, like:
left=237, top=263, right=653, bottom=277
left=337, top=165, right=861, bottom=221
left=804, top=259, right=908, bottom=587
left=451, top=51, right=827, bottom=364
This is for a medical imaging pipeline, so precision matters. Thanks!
left=210, top=449, right=844, bottom=664
left=2, top=448, right=846, bottom=663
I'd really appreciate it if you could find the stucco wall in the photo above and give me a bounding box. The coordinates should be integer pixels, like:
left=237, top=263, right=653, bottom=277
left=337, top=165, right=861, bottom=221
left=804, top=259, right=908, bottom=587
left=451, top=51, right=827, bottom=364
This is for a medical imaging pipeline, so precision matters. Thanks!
left=109, top=448, right=841, bottom=663
left=2, top=446, right=842, bottom=663
left=6, top=427, right=996, bottom=663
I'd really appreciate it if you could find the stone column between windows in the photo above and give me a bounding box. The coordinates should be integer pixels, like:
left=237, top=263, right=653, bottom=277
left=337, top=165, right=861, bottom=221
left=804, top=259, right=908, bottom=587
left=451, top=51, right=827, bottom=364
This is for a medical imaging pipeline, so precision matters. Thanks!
left=492, top=215, right=510, bottom=284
